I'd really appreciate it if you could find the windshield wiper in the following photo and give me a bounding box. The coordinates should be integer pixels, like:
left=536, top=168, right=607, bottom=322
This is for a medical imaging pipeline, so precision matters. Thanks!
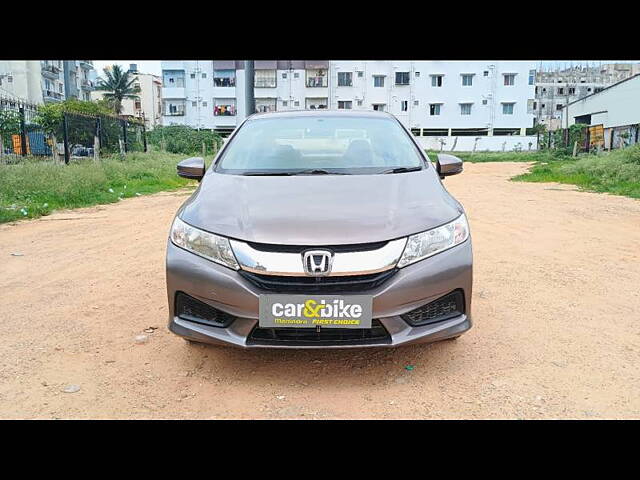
left=293, top=169, right=350, bottom=175
left=380, top=166, right=423, bottom=174
left=241, top=171, right=296, bottom=176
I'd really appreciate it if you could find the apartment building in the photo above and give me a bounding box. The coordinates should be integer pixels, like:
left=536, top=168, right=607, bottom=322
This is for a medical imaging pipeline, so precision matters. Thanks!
left=91, top=64, right=163, bottom=129
left=161, top=60, right=537, bottom=150
left=0, top=60, right=44, bottom=103
left=63, top=60, right=96, bottom=101
left=0, top=60, right=95, bottom=104
left=535, top=63, right=640, bottom=130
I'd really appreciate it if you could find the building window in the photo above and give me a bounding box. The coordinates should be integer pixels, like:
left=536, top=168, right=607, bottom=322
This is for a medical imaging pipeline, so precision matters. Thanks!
left=373, top=75, right=385, bottom=88
left=556, top=104, right=563, bottom=111
left=429, top=104, right=441, bottom=116
left=338, top=100, right=352, bottom=109
left=213, top=70, right=236, bottom=87
left=401, top=100, right=408, bottom=111
left=372, top=104, right=385, bottom=111
left=357, top=71, right=363, bottom=78
left=502, top=102, right=515, bottom=115
left=214, top=98, right=236, bottom=116
left=569, top=87, right=575, bottom=95
left=338, top=72, right=353, bottom=87
left=460, top=103, right=472, bottom=115
left=482, top=99, right=488, bottom=105
left=163, top=70, right=185, bottom=88
left=306, top=68, right=327, bottom=87
left=294, top=101, right=299, bottom=107
left=558, top=87, right=564, bottom=95
left=255, top=98, right=277, bottom=113
left=395, top=72, right=410, bottom=85
left=415, top=71, right=420, bottom=77
left=594, top=87, right=604, bottom=93
left=306, top=97, right=328, bottom=109
left=294, top=72, right=299, bottom=78
left=461, top=74, right=474, bottom=86
left=164, top=100, right=185, bottom=116
left=529, top=70, right=535, bottom=85
left=483, top=70, right=489, bottom=76
left=282, top=73, right=287, bottom=79
left=431, top=75, right=443, bottom=87
left=282, top=100, right=288, bottom=107
left=192, top=101, right=197, bottom=107
left=356, top=99, right=363, bottom=106
left=503, top=74, right=516, bottom=86
left=202, top=73, right=206, bottom=79
left=255, top=69, right=277, bottom=88
left=190, top=73, right=196, bottom=79
left=202, top=101, right=207, bottom=107
left=414, top=100, right=419, bottom=106
left=411, top=128, right=421, bottom=136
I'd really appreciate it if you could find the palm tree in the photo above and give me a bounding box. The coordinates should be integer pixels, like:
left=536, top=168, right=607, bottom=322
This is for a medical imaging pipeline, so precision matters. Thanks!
left=94, top=65, right=140, bottom=114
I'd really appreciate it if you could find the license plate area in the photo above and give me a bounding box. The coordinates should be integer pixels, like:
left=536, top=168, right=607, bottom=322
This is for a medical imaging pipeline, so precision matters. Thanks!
left=259, top=294, right=373, bottom=329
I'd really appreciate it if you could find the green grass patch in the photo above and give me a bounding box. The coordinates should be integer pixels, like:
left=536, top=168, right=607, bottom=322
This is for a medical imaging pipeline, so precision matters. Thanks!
left=425, top=150, right=559, bottom=163
left=0, top=151, right=208, bottom=223
left=513, top=145, right=640, bottom=199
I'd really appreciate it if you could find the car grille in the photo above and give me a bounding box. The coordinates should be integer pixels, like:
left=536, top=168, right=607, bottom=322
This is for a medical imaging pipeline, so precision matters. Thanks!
left=238, top=268, right=398, bottom=293
left=248, top=319, right=391, bottom=346
left=245, top=240, right=389, bottom=254
left=175, top=291, right=235, bottom=327
left=401, top=290, right=465, bottom=327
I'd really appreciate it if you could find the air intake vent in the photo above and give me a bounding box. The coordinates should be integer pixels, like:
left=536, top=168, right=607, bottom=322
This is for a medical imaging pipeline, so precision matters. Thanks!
left=401, top=290, right=464, bottom=327
left=175, top=292, right=235, bottom=328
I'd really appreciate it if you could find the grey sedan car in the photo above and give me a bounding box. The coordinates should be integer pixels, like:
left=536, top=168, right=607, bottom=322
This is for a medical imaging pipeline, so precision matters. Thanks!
left=166, top=110, right=472, bottom=348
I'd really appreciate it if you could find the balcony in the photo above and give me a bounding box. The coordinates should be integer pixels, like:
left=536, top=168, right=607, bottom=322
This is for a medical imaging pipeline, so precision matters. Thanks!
left=306, top=68, right=328, bottom=88
left=80, top=61, right=93, bottom=69
left=43, top=90, right=63, bottom=102
left=81, top=79, right=94, bottom=90
left=41, top=63, right=60, bottom=79
left=306, top=76, right=328, bottom=88
left=164, top=108, right=185, bottom=117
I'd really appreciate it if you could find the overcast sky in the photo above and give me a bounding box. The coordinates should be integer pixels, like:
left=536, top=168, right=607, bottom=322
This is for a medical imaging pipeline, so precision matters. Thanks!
left=93, top=60, right=161, bottom=77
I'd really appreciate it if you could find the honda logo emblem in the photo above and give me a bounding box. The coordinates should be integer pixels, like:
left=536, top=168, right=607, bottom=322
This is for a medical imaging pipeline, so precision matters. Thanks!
left=302, top=250, right=333, bottom=276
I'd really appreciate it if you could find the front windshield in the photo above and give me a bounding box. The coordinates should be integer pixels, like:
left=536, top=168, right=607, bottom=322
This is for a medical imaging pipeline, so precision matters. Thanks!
left=215, top=115, right=425, bottom=175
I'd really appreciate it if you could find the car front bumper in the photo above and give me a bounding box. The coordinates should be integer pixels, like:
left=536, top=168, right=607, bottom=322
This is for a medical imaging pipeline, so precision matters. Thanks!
left=166, top=239, right=473, bottom=349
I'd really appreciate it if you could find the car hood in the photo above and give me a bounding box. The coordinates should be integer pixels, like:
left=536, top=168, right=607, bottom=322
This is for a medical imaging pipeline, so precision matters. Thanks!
left=179, top=169, right=462, bottom=246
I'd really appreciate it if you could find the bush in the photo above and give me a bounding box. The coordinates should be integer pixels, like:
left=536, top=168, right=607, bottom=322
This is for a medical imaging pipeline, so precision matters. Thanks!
left=146, top=125, right=222, bottom=156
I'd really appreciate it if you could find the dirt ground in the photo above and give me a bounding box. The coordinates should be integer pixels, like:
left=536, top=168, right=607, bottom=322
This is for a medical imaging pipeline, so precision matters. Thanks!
left=1, top=162, right=639, bottom=419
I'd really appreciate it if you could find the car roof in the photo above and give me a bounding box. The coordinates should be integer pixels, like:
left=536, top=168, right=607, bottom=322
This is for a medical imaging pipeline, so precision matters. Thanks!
left=246, top=109, right=397, bottom=121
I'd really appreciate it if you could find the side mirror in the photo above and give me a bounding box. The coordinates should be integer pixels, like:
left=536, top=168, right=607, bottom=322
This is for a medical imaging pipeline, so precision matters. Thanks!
left=436, top=154, right=463, bottom=179
left=177, top=157, right=205, bottom=181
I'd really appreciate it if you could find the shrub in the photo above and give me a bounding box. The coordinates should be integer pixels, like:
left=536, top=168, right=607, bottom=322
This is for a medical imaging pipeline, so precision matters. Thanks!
left=146, top=125, right=222, bottom=156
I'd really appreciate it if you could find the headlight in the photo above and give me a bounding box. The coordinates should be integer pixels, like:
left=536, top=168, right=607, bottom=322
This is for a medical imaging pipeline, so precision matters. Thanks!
left=170, top=217, right=239, bottom=270
left=397, top=213, right=469, bottom=268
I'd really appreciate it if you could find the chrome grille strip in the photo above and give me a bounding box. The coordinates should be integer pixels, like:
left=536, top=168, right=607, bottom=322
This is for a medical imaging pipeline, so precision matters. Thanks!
left=230, top=238, right=407, bottom=277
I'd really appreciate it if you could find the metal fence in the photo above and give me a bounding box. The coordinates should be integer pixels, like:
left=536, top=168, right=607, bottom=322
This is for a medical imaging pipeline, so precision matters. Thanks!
left=539, top=123, right=640, bottom=155
left=0, top=95, right=146, bottom=165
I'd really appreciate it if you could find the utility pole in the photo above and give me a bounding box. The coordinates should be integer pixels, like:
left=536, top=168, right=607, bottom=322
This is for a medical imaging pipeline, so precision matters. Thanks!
left=244, top=60, right=255, bottom=117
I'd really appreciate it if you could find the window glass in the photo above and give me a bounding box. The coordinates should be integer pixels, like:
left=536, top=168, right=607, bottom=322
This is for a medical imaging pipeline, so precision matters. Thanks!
left=216, top=116, right=424, bottom=174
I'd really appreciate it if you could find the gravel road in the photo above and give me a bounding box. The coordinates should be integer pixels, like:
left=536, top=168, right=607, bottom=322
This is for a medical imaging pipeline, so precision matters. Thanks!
left=1, top=162, right=639, bottom=419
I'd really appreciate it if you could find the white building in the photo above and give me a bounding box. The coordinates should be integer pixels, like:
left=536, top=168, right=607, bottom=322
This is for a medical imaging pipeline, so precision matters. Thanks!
left=562, top=73, right=640, bottom=149
left=161, top=60, right=537, bottom=150
left=92, top=64, right=163, bottom=129
left=0, top=60, right=95, bottom=104
left=0, top=60, right=44, bottom=103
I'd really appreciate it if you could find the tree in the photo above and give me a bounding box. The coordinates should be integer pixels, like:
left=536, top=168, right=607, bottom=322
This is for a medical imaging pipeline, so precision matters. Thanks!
left=94, top=65, right=140, bottom=114
left=0, top=110, right=21, bottom=156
